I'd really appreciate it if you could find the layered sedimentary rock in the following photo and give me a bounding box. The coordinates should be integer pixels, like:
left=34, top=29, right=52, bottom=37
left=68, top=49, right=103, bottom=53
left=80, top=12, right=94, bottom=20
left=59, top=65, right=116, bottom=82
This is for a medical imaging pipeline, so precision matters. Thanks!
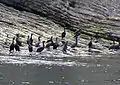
left=0, top=0, right=120, bottom=32
left=0, top=0, right=119, bottom=53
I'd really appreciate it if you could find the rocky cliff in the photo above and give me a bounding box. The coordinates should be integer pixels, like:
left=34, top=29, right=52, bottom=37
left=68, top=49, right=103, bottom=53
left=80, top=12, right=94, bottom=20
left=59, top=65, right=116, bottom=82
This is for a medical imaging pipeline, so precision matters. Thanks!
left=0, top=0, right=120, bottom=35
left=0, top=0, right=120, bottom=54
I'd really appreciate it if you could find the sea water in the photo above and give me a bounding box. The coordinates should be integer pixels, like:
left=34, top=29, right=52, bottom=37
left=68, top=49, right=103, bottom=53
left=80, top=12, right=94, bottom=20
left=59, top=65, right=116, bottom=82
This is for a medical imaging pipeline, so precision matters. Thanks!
left=0, top=53, right=120, bottom=85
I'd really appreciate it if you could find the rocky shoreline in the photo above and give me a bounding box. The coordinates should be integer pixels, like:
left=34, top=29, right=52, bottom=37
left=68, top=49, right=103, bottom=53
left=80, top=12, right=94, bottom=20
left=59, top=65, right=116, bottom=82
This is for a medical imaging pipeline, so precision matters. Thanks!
left=0, top=2, right=119, bottom=56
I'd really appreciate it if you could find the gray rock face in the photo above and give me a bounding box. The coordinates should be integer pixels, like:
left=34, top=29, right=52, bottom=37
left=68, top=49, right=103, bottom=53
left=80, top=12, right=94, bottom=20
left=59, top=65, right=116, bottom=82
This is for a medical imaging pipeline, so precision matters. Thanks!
left=0, top=0, right=120, bottom=31
left=0, top=0, right=119, bottom=55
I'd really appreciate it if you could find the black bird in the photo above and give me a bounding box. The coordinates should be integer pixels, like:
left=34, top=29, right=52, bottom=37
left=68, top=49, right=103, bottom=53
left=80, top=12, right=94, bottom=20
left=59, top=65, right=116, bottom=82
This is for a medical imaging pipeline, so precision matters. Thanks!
left=28, top=44, right=33, bottom=52
left=61, top=40, right=66, bottom=46
left=46, top=42, right=54, bottom=49
left=15, top=43, right=20, bottom=51
left=62, top=41, right=68, bottom=53
left=46, top=36, right=53, bottom=43
left=16, top=34, right=22, bottom=46
left=107, top=32, right=116, bottom=44
left=61, top=28, right=66, bottom=39
left=53, top=37, right=59, bottom=49
left=73, top=29, right=81, bottom=46
left=88, top=38, right=92, bottom=52
left=109, top=40, right=120, bottom=50
left=30, top=34, right=33, bottom=45
left=46, top=37, right=54, bottom=49
left=74, top=29, right=81, bottom=38
left=94, top=33, right=99, bottom=43
left=27, top=35, right=30, bottom=45
left=9, top=37, right=15, bottom=53
left=109, top=44, right=120, bottom=50
left=71, top=35, right=79, bottom=48
left=37, top=41, right=45, bottom=53
left=71, top=43, right=76, bottom=48
left=35, top=36, right=41, bottom=47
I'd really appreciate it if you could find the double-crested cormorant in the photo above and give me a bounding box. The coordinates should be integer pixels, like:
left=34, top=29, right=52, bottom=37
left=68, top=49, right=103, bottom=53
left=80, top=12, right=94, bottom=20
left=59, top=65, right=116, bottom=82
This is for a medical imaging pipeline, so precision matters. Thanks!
left=46, top=36, right=53, bottom=43
left=109, top=44, right=120, bottom=50
left=107, top=32, right=116, bottom=44
left=61, top=28, right=66, bottom=39
left=109, top=40, right=120, bottom=50
left=35, top=36, right=41, bottom=47
left=53, top=37, right=59, bottom=49
left=28, top=44, right=33, bottom=52
left=16, top=34, right=22, bottom=46
left=62, top=41, right=68, bottom=53
left=30, top=34, right=33, bottom=45
left=37, top=41, right=45, bottom=53
left=46, top=36, right=54, bottom=49
left=61, top=40, right=66, bottom=46
left=94, top=33, right=99, bottom=43
left=74, top=29, right=81, bottom=38
left=15, top=43, right=20, bottom=51
left=88, top=38, right=92, bottom=51
left=73, top=29, right=81, bottom=46
left=9, top=37, right=15, bottom=53
left=71, top=43, right=76, bottom=48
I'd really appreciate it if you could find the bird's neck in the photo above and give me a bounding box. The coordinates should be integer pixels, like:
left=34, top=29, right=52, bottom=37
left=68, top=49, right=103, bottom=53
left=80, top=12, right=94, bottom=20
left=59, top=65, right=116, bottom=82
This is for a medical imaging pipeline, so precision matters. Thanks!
left=12, top=39, right=14, bottom=44
left=27, top=37, right=29, bottom=39
left=30, top=35, right=32, bottom=39
left=51, top=37, right=52, bottom=41
left=51, top=39, right=53, bottom=43
left=43, top=42, right=45, bottom=47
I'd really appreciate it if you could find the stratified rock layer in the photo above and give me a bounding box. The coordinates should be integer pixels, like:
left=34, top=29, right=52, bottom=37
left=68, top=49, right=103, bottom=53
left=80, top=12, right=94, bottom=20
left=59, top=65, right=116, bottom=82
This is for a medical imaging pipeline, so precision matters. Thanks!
left=0, top=1, right=118, bottom=55
left=0, top=0, right=120, bottom=35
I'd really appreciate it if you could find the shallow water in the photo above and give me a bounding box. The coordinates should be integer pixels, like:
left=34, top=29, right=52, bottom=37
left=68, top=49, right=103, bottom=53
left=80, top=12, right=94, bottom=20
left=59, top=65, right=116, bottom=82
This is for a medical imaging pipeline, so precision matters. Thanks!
left=0, top=53, right=120, bottom=85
